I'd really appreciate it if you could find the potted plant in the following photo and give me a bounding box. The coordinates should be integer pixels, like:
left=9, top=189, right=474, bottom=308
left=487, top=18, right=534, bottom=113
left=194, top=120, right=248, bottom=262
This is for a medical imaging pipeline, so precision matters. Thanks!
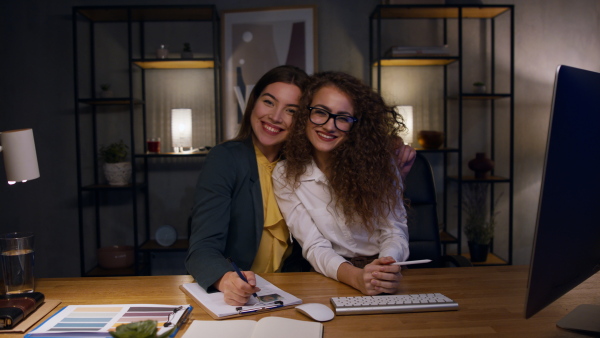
left=472, top=81, right=486, bottom=94
left=181, top=42, right=193, bottom=59
left=100, top=84, right=113, bottom=98
left=99, top=140, right=131, bottom=186
left=462, top=183, right=499, bottom=262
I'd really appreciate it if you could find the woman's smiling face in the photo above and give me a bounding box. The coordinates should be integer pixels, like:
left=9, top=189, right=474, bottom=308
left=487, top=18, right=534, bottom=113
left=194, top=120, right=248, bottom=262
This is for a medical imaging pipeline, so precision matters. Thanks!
left=250, top=82, right=301, bottom=160
left=306, top=85, right=355, bottom=159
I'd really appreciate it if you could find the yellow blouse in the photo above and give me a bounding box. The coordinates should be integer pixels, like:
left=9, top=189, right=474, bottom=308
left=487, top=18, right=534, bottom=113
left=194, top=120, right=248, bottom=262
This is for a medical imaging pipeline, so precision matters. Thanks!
left=250, top=145, right=291, bottom=273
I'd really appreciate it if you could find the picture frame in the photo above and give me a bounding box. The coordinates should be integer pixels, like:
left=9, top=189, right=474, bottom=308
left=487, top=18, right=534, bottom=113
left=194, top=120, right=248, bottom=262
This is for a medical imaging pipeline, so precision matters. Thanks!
left=222, top=6, right=317, bottom=140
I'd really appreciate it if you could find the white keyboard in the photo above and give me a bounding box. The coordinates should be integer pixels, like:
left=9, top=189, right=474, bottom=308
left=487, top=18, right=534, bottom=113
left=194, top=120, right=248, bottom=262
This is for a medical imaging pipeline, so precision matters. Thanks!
left=330, top=293, right=458, bottom=315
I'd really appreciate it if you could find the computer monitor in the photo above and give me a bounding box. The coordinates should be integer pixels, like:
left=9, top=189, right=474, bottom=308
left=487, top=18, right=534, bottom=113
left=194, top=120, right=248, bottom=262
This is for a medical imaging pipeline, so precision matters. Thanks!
left=525, top=65, right=600, bottom=334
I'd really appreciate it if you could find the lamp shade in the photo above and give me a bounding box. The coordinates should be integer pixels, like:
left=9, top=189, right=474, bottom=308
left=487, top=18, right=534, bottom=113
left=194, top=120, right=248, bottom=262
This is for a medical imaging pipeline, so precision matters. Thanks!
left=0, top=128, right=40, bottom=185
left=396, top=105, right=414, bottom=145
left=171, top=108, right=192, bottom=152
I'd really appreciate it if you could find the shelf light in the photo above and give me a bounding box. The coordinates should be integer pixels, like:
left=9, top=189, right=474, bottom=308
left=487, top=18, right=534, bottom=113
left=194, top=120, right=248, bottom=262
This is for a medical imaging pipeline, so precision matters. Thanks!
left=395, top=106, right=413, bottom=146
left=171, top=109, right=192, bottom=153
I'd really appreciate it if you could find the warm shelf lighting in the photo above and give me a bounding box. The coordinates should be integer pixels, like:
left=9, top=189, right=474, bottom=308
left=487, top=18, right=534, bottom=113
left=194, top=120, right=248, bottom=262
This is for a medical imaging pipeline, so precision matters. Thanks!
left=171, top=109, right=192, bottom=153
left=396, top=106, right=413, bottom=146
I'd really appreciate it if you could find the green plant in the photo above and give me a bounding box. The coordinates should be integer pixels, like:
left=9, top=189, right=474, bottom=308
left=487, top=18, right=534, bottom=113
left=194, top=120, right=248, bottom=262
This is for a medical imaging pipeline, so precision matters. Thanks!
left=100, top=84, right=111, bottom=91
left=183, top=42, right=191, bottom=52
left=109, top=320, right=174, bottom=338
left=473, top=81, right=485, bottom=87
left=99, top=140, right=128, bottom=163
left=462, top=183, right=500, bottom=245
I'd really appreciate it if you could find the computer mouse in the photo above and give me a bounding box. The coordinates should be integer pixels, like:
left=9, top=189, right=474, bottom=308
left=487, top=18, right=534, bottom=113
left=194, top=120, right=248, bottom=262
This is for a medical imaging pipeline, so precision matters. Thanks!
left=295, top=303, right=335, bottom=322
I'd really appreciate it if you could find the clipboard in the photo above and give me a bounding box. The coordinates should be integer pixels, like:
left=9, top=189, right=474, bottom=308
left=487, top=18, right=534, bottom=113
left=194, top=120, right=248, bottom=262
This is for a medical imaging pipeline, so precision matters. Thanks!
left=180, top=275, right=302, bottom=320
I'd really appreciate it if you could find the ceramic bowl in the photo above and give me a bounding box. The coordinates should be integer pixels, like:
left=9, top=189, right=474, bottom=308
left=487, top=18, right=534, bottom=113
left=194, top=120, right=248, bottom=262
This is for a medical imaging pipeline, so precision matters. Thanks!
left=97, top=245, right=134, bottom=269
left=417, top=130, right=444, bottom=149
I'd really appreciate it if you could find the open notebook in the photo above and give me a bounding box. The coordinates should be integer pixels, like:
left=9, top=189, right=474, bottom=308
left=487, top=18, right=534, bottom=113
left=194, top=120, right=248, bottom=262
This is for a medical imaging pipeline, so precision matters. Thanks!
left=182, top=317, right=322, bottom=338
left=180, top=275, right=302, bottom=319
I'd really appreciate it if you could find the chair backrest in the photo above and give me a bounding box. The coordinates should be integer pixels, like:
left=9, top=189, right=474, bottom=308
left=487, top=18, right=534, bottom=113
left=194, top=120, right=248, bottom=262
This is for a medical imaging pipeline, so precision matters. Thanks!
left=403, top=153, right=442, bottom=268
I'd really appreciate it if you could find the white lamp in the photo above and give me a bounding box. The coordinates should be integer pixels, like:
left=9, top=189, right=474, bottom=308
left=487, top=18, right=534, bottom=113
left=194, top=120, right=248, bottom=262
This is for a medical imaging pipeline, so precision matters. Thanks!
left=0, top=128, right=40, bottom=185
left=395, top=105, right=414, bottom=145
left=171, top=108, right=192, bottom=153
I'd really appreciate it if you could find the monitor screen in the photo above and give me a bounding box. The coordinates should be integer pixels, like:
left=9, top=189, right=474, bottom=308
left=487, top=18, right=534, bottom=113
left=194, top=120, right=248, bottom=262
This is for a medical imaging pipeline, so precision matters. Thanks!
left=525, top=65, right=600, bottom=332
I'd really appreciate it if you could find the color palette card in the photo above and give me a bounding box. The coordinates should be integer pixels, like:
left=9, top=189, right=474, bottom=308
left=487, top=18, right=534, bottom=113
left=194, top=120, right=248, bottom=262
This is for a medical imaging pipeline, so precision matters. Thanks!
left=25, top=304, right=191, bottom=337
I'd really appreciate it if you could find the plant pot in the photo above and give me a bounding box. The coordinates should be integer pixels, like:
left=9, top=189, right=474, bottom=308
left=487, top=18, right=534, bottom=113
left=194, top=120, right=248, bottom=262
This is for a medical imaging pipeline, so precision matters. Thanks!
left=181, top=51, right=193, bottom=59
left=473, top=85, right=486, bottom=94
left=468, top=241, right=489, bottom=262
left=417, top=130, right=444, bottom=149
left=103, top=162, right=132, bottom=186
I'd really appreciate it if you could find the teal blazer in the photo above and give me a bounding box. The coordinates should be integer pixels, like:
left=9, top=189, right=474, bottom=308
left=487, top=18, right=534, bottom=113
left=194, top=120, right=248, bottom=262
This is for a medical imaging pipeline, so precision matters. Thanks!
left=185, top=137, right=264, bottom=290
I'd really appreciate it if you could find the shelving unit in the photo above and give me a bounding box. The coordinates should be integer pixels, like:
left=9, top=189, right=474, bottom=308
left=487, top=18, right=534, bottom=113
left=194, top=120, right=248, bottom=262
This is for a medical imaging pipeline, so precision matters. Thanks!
left=370, top=4, right=514, bottom=265
left=73, top=5, right=221, bottom=276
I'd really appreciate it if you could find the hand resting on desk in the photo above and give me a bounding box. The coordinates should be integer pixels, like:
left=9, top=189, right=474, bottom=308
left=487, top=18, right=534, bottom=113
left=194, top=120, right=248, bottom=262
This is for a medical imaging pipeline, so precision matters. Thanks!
left=338, top=256, right=403, bottom=296
left=215, top=271, right=261, bottom=306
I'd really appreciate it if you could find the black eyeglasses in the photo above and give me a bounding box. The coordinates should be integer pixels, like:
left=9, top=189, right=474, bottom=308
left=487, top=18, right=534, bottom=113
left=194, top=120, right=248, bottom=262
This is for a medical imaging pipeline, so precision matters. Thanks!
left=307, top=107, right=358, bottom=132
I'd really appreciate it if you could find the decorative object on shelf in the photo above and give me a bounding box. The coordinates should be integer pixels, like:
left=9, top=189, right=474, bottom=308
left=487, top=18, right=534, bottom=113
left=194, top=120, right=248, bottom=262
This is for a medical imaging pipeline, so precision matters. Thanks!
left=468, top=152, right=494, bottom=179
left=155, top=225, right=177, bottom=247
left=395, top=105, right=413, bottom=145
left=472, top=81, right=486, bottom=94
left=99, top=140, right=131, bottom=186
left=147, top=138, right=161, bottom=153
left=0, top=128, right=40, bottom=185
left=181, top=42, right=193, bottom=59
left=156, top=44, right=168, bottom=59
left=417, top=130, right=444, bottom=149
left=97, top=245, right=134, bottom=269
left=100, top=84, right=113, bottom=98
left=171, top=108, right=192, bottom=153
left=462, top=183, right=498, bottom=263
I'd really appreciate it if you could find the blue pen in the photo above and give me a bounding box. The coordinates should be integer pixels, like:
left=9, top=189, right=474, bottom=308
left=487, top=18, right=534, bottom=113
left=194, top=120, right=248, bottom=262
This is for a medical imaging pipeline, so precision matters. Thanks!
left=227, top=257, right=258, bottom=297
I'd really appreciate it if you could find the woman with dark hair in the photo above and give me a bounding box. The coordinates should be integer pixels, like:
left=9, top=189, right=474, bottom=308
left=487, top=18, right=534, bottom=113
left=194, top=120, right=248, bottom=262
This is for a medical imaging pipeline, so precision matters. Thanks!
left=185, top=65, right=309, bottom=306
left=273, top=71, right=409, bottom=295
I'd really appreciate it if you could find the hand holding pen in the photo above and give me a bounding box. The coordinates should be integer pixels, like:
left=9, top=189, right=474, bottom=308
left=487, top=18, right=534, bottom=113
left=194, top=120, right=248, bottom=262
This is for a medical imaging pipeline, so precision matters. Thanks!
left=217, top=258, right=260, bottom=306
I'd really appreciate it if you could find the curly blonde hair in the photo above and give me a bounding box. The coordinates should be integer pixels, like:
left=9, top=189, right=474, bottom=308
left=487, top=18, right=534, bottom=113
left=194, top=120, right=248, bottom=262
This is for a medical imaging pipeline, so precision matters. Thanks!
left=282, top=71, right=406, bottom=234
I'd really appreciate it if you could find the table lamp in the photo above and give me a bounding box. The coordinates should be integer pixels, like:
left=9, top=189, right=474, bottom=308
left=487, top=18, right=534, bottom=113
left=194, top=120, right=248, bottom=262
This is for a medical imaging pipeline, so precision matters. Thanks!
left=395, top=105, right=414, bottom=146
left=171, top=108, right=192, bottom=153
left=0, top=128, right=40, bottom=185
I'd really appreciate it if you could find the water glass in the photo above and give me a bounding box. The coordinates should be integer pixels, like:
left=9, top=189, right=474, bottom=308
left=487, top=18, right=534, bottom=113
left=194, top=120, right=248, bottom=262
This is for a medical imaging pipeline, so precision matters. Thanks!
left=0, top=232, right=35, bottom=294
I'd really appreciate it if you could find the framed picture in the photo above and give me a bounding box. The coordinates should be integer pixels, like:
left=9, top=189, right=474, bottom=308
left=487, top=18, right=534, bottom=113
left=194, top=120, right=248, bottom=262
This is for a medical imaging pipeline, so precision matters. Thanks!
left=222, top=6, right=317, bottom=140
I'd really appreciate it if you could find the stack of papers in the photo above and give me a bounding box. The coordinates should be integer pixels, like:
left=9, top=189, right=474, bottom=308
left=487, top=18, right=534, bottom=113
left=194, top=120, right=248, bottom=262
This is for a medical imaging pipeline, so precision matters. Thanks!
left=25, top=304, right=191, bottom=337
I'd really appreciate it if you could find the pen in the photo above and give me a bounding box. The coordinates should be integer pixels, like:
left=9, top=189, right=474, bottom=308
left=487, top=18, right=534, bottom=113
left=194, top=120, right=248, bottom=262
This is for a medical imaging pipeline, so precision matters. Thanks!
left=227, top=257, right=258, bottom=297
left=392, top=259, right=432, bottom=266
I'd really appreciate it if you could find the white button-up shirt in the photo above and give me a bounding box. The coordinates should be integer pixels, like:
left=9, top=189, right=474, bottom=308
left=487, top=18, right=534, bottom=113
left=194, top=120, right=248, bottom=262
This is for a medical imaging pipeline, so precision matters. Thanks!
left=273, top=160, right=409, bottom=280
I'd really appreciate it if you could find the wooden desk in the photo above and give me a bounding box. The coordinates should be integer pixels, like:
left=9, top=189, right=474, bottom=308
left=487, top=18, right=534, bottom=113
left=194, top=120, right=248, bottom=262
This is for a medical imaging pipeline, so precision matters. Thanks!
left=7, top=266, right=600, bottom=337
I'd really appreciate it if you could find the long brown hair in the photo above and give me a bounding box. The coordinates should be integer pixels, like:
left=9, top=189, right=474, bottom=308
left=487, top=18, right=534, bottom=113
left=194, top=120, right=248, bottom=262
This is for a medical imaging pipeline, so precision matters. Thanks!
left=283, top=71, right=406, bottom=234
left=231, top=65, right=308, bottom=142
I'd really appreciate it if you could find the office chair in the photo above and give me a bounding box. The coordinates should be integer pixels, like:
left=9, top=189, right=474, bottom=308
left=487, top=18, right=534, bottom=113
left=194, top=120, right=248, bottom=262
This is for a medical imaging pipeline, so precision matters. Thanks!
left=404, top=153, right=472, bottom=268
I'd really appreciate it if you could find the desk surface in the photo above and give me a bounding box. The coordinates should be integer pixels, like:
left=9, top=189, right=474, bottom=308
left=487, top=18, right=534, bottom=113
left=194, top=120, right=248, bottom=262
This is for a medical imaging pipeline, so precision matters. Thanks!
left=7, top=266, right=600, bottom=337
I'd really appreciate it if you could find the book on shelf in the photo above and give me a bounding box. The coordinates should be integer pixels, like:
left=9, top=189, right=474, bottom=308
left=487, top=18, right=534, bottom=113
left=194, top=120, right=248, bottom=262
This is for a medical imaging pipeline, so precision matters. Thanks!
left=25, top=303, right=192, bottom=337
left=181, top=317, right=323, bottom=338
left=385, top=45, right=450, bottom=57
left=180, top=275, right=302, bottom=320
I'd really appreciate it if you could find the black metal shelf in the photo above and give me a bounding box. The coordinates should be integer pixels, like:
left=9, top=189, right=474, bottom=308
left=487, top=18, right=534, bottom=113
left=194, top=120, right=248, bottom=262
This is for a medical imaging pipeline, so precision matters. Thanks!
left=73, top=5, right=220, bottom=277
left=370, top=4, right=514, bottom=266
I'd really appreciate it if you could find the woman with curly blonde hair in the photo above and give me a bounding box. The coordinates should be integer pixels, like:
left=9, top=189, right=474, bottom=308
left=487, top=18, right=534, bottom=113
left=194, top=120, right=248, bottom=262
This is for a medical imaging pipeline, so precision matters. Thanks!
left=273, top=71, right=409, bottom=295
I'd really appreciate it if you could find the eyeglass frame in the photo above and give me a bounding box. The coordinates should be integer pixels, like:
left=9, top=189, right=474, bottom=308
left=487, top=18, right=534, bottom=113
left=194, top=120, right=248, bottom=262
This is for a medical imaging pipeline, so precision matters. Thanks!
left=307, top=106, right=358, bottom=132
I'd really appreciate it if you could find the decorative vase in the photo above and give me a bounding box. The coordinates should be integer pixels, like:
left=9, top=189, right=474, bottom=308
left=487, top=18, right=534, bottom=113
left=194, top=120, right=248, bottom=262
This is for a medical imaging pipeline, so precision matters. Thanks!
left=103, top=162, right=132, bottom=186
left=468, top=153, right=494, bottom=179
left=417, top=130, right=444, bottom=149
left=468, top=241, right=489, bottom=262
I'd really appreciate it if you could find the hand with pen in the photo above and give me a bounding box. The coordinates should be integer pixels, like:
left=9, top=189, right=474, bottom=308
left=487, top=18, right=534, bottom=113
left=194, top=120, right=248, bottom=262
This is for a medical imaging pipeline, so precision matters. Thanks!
left=214, top=258, right=261, bottom=306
